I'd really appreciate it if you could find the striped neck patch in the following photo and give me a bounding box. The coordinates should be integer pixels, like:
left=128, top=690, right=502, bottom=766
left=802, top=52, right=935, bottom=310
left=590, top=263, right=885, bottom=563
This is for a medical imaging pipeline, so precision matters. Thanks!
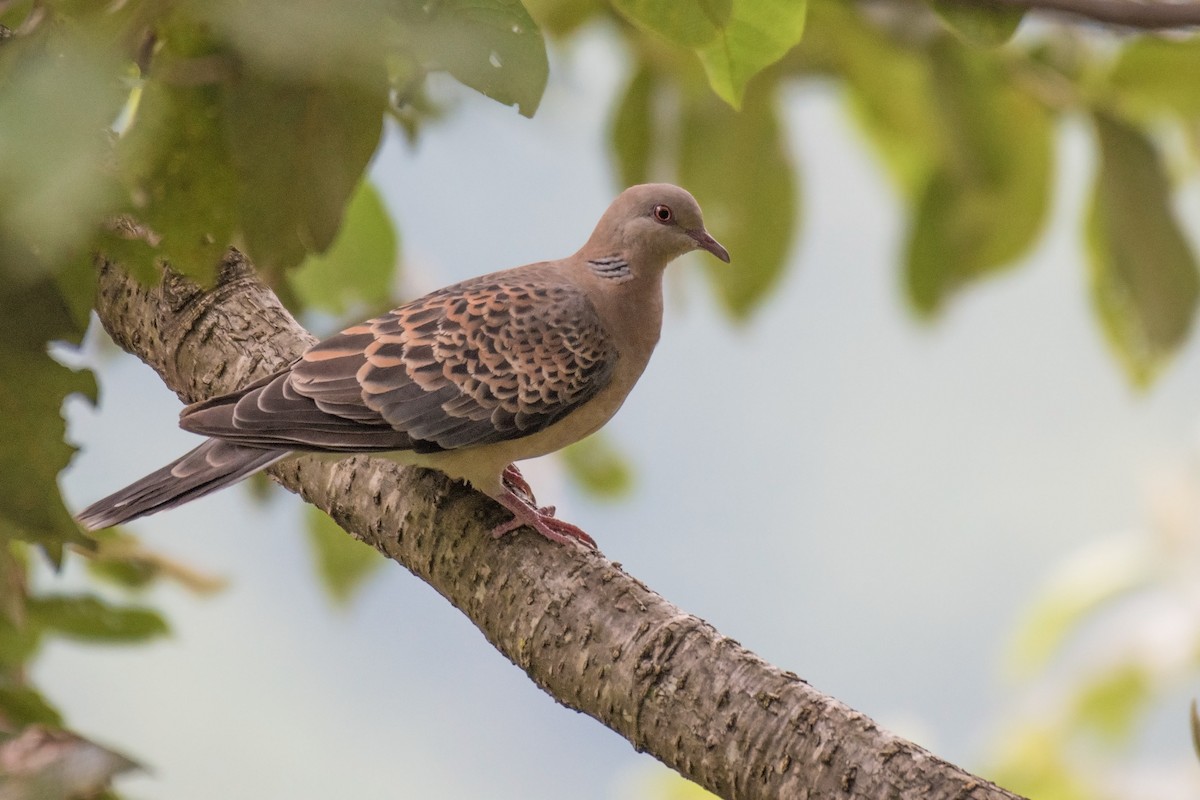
left=588, top=255, right=632, bottom=283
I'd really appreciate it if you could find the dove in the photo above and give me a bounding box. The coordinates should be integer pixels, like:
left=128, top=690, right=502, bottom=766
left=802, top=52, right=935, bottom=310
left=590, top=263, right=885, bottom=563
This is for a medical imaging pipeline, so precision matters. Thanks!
left=77, top=183, right=730, bottom=548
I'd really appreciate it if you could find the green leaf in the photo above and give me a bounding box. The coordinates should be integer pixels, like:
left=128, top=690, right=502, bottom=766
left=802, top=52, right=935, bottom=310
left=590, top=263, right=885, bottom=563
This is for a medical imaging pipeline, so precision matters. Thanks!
left=224, top=72, right=388, bottom=273
left=0, top=683, right=63, bottom=727
left=1191, top=699, right=1200, bottom=764
left=0, top=31, right=127, bottom=277
left=611, top=0, right=731, bottom=47
left=805, top=0, right=941, bottom=199
left=1071, top=663, right=1152, bottom=743
left=561, top=434, right=633, bottom=498
left=0, top=611, right=43, bottom=674
left=27, top=595, right=169, bottom=644
left=1006, top=537, right=1151, bottom=677
left=289, top=182, right=399, bottom=316
left=927, top=0, right=1024, bottom=46
left=1110, top=36, right=1200, bottom=118
left=0, top=278, right=94, bottom=552
left=610, top=64, right=657, bottom=189
left=1087, top=113, right=1199, bottom=387
left=394, top=0, right=549, bottom=118
left=305, top=507, right=384, bottom=606
left=679, top=81, right=796, bottom=318
left=521, top=0, right=605, bottom=37
left=904, top=40, right=1051, bottom=315
left=118, top=78, right=240, bottom=284
left=696, top=0, right=807, bottom=108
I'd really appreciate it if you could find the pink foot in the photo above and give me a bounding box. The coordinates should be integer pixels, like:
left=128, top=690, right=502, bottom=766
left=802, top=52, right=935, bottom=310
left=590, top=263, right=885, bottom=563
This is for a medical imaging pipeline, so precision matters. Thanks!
left=502, top=463, right=536, bottom=503
left=491, top=488, right=597, bottom=550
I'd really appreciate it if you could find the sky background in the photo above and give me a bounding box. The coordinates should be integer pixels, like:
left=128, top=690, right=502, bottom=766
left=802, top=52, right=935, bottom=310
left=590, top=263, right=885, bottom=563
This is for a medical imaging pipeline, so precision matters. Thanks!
left=46, top=26, right=1200, bottom=799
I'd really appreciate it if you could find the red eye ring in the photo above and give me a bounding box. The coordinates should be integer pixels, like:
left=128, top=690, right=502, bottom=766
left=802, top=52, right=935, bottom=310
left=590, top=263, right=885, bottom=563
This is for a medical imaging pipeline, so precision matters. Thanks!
left=652, top=204, right=673, bottom=223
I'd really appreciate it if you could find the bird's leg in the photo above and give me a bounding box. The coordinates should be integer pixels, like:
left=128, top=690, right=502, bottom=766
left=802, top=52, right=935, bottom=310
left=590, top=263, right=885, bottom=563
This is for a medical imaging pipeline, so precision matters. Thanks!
left=490, top=489, right=598, bottom=550
left=501, top=463, right=536, bottom=504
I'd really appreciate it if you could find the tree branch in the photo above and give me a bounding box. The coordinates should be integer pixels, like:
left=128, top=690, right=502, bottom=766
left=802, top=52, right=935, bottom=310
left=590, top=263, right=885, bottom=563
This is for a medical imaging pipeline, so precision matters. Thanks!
left=90, top=249, right=1025, bottom=800
left=957, top=0, right=1200, bottom=29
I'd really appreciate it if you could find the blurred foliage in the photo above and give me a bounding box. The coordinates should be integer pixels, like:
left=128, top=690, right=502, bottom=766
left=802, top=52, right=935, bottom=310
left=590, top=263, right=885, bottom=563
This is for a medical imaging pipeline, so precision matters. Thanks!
left=304, top=506, right=386, bottom=606
left=1, top=0, right=1200, bottom=793
left=987, top=465, right=1200, bottom=799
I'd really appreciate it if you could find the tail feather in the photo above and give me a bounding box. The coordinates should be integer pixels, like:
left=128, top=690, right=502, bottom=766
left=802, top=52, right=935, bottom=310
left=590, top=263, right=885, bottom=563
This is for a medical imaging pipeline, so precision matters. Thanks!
left=77, top=440, right=289, bottom=530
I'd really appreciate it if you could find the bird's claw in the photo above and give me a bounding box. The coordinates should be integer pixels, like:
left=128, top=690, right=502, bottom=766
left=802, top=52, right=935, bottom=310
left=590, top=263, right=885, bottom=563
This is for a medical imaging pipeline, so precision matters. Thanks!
left=491, top=488, right=597, bottom=550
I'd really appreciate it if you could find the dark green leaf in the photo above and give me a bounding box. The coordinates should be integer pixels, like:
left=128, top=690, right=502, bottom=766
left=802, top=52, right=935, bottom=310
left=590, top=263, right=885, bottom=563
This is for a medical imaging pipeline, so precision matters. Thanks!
left=610, top=65, right=657, bottom=189
left=0, top=610, right=43, bottom=674
left=696, top=0, right=807, bottom=108
left=927, top=0, right=1024, bottom=46
left=1191, top=699, right=1200, bottom=764
left=27, top=594, right=168, bottom=643
left=305, top=508, right=384, bottom=606
left=223, top=72, right=387, bottom=273
left=289, top=182, right=399, bottom=316
left=394, top=0, right=549, bottom=117
left=0, top=683, right=62, bottom=727
left=611, top=0, right=731, bottom=47
left=561, top=434, right=633, bottom=498
left=1110, top=36, right=1200, bottom=119
left=1087, top=113, right=1199, bottom=387
left=0, top=278, right=94, bottom=551
left=679, top=81, right=796, bottom=318
left=904, top=40, right=1051, bottom=315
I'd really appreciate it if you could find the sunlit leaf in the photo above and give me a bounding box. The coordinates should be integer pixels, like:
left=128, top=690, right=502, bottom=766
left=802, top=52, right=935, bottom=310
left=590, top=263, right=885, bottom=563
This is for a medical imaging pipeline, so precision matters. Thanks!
left=1006, top=536, right=1151, bottom=677
left=0, top=32, right=126, bottom=279
left=1110, top=36, right=1200, bottom=118
left=679, top=81, right=796, bottom=318
left=927, top=0, right=1024, bottom=46
left=0, top=279, right=93, bottom=552
left=0, top=683, right=62, bottom=727
left=610, top=64, right=657, bottom=188
left=696, top=0, right=806, bottom=108
left=224, top=72, right=387, bottom=274
left=805, top=0, right=940, bottom=199
left=905, top=39, right=1051, bottom=315
left=1087, top=113, right=1199, bottom=387
left=289, top=182, right=399, bottom=316
left=305, top=507, right=384, bottom=606
left=561, top=434, right=633, bottom=498
left=986, top=724, right=1096, bottom=800
left=394, top=0, right=549, bottom=117
left=1071, top=663, right=1152, bottom=743
left=610, top=0, right=731, bottom=47
left=27, top=594, right=168, bottom=643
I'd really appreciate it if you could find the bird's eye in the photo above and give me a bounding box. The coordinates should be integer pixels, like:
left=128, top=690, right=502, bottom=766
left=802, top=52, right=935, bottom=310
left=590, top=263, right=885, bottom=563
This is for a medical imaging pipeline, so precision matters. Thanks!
left=652, top=204, right=673, bottom=224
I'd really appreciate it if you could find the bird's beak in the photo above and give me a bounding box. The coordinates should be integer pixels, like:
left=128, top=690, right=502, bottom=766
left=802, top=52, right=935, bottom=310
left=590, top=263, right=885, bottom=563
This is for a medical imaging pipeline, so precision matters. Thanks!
left=688, top=228, right=731, bottom=263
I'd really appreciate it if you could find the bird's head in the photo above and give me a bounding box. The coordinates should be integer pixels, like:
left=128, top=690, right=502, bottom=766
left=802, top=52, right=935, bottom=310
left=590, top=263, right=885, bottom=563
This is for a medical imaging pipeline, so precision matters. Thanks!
left=583, top=183, right=730, bottom=272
